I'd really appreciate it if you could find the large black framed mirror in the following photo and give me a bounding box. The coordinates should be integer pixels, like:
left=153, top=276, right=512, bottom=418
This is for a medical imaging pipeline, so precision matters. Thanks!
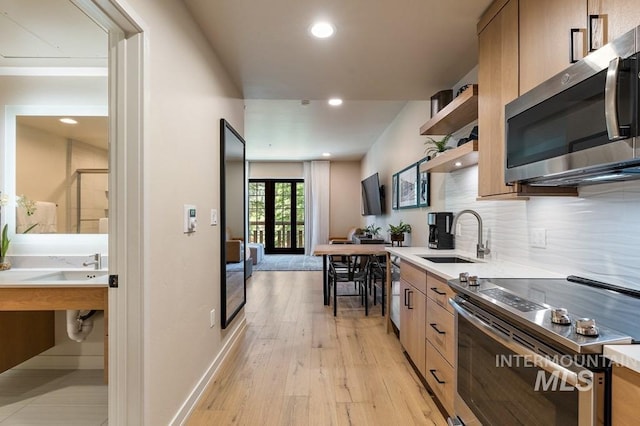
left=220, top=118, right=246, bottom=329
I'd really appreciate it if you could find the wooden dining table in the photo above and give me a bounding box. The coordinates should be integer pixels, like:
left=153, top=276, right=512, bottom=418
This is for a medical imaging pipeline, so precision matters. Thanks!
left=312, top=243, right=392, bottom=332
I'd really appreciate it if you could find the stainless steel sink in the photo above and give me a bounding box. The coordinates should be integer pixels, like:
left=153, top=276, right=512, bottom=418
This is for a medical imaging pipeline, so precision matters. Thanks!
left=420, top=256, right=476, bottom=263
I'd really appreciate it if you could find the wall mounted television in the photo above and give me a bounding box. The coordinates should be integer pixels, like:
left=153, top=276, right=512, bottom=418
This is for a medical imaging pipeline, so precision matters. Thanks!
left=361, top=172, right=385, bottom=216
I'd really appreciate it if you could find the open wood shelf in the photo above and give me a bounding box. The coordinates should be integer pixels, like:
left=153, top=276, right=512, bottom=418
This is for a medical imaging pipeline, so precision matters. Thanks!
left=420, top=84, right=478, bottom=135
left=420, top=140, right=478, bottom=173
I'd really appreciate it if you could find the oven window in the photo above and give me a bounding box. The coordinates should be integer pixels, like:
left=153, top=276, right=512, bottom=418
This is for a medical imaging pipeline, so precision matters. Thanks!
left=458, top=315, right=579, bottom=425
left=506, top=62, right=634, bottom=169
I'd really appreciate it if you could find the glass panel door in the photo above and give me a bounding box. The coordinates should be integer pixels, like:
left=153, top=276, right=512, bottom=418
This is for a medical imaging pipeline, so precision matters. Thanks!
left=249, top=179, right=304, bottom=254
left=248, top=182, right=265, bottom=244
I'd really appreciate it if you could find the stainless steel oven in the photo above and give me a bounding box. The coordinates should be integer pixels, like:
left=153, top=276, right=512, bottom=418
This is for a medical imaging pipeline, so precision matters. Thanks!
left=446, top=275, right=640, bottom=426
left=450, top=297, right=605, bottom=426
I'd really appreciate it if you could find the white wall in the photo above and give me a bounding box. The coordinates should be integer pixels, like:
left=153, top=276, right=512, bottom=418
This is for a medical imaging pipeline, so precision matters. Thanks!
left=362, top=101, right=446, bottom=247
left=125, top=0, right=244, bottom=423
left=249, top=161, right=303, bottom=179
left=329, top=161, right=361, bottom=238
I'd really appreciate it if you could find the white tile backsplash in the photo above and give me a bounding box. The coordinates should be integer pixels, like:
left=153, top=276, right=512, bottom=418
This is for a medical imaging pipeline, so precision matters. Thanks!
left=445, top=166, right=640, bottom=290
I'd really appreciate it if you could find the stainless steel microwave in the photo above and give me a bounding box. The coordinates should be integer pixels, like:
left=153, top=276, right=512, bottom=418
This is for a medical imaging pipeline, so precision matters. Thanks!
left=505, top=25, right=640, bottom=186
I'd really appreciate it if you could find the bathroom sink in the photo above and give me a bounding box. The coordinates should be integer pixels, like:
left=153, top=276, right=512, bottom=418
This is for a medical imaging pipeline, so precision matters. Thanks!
left=27, top=270, right=108, bottom=282
left=420, top=256, right=476, bottom=264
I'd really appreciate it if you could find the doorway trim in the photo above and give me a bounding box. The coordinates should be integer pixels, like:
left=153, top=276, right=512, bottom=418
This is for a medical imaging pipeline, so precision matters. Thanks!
left=75, top=1, right=146, bottom=424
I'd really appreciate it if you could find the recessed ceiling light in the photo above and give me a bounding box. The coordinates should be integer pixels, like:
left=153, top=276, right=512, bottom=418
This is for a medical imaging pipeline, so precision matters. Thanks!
left=454, top=161, right=463, bottom=167
left=310, top=22, right=335, bottom=38
left=328, top=98, right=343, bottom=106
left=59, top=117, right=78, bottom=124
left=322, top=152, right=331, bottom=157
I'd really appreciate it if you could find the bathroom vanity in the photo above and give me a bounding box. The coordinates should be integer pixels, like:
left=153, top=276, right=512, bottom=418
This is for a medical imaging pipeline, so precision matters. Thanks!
left=0, top=271, right=108, bottom=381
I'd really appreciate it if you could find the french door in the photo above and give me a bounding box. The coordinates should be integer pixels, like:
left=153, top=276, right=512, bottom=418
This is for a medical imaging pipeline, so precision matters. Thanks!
left=249, top=179, right=305, bottom=254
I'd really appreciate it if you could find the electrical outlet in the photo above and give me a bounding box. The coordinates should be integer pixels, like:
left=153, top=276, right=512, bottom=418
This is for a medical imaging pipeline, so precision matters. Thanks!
left=210, top=209, right=218, bottom=226
left=530, top=228, right=547, bottom=248
left=210, top=309, right=216, bottom=327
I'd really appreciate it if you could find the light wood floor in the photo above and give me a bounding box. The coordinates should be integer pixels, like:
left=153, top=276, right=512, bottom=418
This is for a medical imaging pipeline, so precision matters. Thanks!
left=187, top=271, right=447, bottom=425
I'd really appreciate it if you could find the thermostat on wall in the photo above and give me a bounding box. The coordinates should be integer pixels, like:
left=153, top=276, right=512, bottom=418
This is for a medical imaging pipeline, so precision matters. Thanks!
left=183, top=204, right=197, bottom=233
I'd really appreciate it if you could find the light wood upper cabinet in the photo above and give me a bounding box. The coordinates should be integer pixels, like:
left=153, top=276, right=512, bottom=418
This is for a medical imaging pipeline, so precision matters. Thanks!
left=519, top=0, right=587, bottom=94
left=477, top=0, right=520, bottom=197
left=588, top=0, right=640, bottom=50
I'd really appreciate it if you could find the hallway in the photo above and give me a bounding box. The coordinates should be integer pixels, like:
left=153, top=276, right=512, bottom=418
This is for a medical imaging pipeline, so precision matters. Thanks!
left=187, top=270, right=447, bottom=425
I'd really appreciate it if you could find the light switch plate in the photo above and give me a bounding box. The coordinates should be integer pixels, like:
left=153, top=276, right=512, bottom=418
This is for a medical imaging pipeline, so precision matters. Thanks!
left=530, top=228, right=546, bottom=248
left=210, top=208, right=217, bottom=226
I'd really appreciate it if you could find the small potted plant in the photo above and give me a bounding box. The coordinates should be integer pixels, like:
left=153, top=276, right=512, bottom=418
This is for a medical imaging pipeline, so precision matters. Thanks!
left=424, top=134, right=453, bottom=157
left=0, top=223, right=10, bottom=270
left=388, top=221, right=412, bottom=246
left=365, top=223, right=382, bottom=239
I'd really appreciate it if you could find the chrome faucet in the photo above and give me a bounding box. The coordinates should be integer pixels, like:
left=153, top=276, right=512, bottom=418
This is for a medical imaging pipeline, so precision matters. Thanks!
left=83, top=253, right=102, bottom=270
left=451, top=209, right=490, bottom=259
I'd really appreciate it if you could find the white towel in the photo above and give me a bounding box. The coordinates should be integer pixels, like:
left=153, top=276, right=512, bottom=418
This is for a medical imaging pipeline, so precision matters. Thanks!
left=16, top=201, right=57, bottom=233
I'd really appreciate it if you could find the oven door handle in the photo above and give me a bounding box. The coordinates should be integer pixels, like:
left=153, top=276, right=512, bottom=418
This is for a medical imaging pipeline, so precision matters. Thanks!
left=450, top=298, right=591, bottom=388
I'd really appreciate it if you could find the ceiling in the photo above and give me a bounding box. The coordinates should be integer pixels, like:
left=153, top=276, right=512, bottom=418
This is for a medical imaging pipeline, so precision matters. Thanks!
left=0, top=0, right=493, bottom=161
left=18, top=116, right=108, bottom=149
left=183, top=0, right=492, bottom=161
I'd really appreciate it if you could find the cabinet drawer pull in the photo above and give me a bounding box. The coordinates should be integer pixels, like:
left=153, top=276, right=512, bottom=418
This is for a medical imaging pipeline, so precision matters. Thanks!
left=404, top=288, right=410, bottom=306
left=429, top=369, right=446, bottom=384
left=407, top=290, right=414, bottom=310
left=430, top=323, right=446, bottom=335
left=589, top=14, right=604, bottom=52
left=430, top=287, right=446, bottom=296
left=570, top=28, right=583, bottom=64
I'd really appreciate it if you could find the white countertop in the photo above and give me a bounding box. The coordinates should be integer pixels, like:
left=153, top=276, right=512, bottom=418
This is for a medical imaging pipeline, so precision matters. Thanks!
left=0, top=268, right=108, bottom=287
left=388, top=246, right=640, bottom=371
left=385, top=246, right=564, bottom=281
left=604, top=345, right=640, bottom=373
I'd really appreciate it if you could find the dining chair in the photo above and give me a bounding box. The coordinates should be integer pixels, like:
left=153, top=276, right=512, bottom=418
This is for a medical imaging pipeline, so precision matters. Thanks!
left=368, top=255, right=399, bottom=316
left=328, top=255, right=370, bottom=316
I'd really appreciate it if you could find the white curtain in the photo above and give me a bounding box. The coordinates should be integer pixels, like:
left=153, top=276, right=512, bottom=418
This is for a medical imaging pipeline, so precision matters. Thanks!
left=304, top=161, right=330, bottom=254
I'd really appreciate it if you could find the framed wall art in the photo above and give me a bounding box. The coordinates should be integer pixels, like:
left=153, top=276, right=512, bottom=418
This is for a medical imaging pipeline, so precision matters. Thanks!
left=397, top=163, right=418, bottom=209
left=418, top=156, right=431, bottom=207
left=391, top=173, right=398, bottom=210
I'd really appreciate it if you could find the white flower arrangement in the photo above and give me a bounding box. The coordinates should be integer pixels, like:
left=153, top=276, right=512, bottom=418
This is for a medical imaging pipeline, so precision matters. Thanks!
left=17, top=194, right=37, bottom=216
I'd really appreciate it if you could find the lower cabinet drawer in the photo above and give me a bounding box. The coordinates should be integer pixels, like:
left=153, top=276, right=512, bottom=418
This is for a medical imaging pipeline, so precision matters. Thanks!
left=427, top=273, right=456, bottom=314
left=426, top=297, right=455, bottom=364
left=425, top=341, right=455, bottom=417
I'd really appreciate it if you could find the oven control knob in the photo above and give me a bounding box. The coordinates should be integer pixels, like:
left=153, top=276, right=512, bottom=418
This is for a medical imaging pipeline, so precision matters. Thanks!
left=575, top=318, right=599, bottom=337
left=467, top=275, right=479, bottom=286
left=459, top=272, right=469, bottom=282
left=551, top=308, right=571, bottom=325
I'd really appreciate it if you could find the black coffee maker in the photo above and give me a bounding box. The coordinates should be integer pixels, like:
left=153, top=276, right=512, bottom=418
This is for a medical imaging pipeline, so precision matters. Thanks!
left=428, top=212, right=454, bottom=249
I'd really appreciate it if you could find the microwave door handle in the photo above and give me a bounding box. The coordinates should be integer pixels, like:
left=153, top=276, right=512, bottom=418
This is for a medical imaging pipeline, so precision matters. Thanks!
left=605, top=56, right=624, bottom=141
left=450, top=298, right=589, bottom=388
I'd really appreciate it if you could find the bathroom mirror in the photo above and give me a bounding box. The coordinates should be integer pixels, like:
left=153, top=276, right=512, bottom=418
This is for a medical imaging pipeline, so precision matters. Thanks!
left=2, top=105, right=109, bottom=253
left=220, top=118, right=246, bottom=329
left=16, top=115, right=108, bottom=234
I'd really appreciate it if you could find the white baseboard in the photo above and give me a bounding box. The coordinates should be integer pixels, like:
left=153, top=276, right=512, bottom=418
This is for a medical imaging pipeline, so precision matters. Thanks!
left=170, top=317, right=247, bottom=426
